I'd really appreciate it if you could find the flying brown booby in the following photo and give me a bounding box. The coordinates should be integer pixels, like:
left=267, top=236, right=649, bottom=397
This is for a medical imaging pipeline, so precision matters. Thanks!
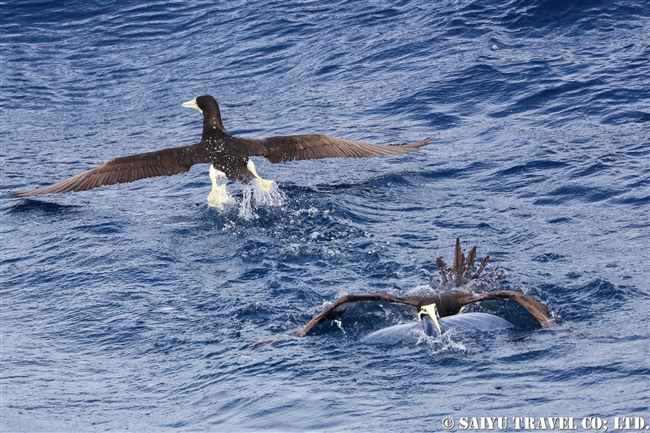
left=9, top=95, right=432, bottom=198
left=301, top=238, right=551, bottom=337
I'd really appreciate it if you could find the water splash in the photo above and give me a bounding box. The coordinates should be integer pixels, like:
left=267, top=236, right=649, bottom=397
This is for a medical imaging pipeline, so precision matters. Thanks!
left=334, top=319, right=347, bottom=337
left=419, top=329, right=468, bottom=354
left=237, top=181, right=287, bottom=220
left=238, top=185, right=255, bottom=220
left=252, top=178, right=286, bottom=207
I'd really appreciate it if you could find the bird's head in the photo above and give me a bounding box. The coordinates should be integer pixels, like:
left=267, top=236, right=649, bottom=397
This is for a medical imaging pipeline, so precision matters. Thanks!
left=418, top=303, right=442, bottom=336
left=182, top=95, right=226, bottom=136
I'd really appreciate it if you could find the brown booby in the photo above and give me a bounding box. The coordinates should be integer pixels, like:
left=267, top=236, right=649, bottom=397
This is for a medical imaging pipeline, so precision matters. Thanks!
left=301, top=238, right=550, bottom=337
left=9, top=95, right=432, bottom=201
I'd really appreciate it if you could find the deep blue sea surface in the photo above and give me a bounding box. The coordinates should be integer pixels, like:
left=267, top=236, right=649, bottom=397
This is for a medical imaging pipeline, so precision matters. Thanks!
left=1, top=0, right=649, bottom=431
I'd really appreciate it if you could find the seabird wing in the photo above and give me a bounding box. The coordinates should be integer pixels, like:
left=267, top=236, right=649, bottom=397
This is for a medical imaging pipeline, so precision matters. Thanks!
left=9, top=144, right=207, bottom=196
left=301, top=293, right=418, bottom=336
left=260, top=134, right=432, bottom=163
left=459, top=290, right=551, bottom=327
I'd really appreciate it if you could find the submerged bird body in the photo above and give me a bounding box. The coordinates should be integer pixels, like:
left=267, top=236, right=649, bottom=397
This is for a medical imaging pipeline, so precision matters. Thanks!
left=10, top=95, right=431, bottom=197
left=301, top=238, right=551, bottom=337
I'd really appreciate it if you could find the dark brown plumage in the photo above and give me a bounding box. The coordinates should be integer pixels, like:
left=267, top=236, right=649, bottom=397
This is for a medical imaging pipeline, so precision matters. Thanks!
left=301, top=238, right=550, bottom=336
left=9, top=95, right=432, bottom=197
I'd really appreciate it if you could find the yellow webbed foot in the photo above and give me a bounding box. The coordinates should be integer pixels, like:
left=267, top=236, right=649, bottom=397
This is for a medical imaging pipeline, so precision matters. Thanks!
left=247, top=159, right=274, bottom=193
left=207, top=183, right=231, bottom=207
left=207, top=165, right=231, bottom=208
left=253, top=177, right=274, bottom=193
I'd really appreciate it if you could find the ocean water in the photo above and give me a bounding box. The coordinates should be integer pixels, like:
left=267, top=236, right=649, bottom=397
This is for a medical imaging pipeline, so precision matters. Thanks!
left=1, top=0, right=649, bottom=431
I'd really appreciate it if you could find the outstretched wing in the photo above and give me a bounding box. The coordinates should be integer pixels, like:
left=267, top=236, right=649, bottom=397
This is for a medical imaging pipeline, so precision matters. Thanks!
left=459, top=290, right=550, bottom=327
left=9, top=144, right=207, bottom=197
left=301, top=293, right=419, bottom=336
left=260, top=134, right=432, bottom=164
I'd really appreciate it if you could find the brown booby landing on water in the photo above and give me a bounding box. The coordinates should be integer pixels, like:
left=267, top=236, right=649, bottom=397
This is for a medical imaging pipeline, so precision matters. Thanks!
left=301, top=238, right=551, bottom=338
left=9, top=95, right=432, bottom=202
